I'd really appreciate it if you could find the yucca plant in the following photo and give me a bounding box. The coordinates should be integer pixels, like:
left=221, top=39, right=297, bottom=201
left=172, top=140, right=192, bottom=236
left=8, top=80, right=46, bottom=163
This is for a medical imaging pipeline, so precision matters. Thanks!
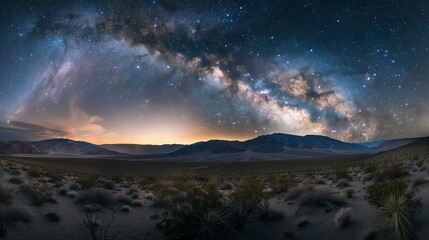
left=381, top=193, right=416, bottom=240
left=193, top=210, right=232, bottom=240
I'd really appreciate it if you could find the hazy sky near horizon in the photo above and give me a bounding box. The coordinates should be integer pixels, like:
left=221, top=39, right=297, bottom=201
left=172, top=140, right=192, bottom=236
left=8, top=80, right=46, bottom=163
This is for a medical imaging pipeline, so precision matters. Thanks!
left=0, top=0, right=428, bottom=144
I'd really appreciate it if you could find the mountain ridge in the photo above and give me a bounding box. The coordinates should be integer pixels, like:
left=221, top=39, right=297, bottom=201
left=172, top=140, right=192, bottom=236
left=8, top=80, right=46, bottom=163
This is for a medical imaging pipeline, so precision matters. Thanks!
left=0, top=133, right=420, bottom=157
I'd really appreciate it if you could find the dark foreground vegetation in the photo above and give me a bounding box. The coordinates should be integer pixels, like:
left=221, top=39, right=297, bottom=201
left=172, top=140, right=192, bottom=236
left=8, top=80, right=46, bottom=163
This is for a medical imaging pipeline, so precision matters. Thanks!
left=0, top=138, right=428, bottom=239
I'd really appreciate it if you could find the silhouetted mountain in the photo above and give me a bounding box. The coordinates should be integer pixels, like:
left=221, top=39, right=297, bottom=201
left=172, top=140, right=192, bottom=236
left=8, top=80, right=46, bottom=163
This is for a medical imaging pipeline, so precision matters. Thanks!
left=101, top=144, right=185, bottom=155
left=360, top=138, right=416, bottom=151
left=31, top=139, right=122, bottom=155
left=0, top=141, right=44, bottom=154
left=170, top=133, right=416, bottom=156
left=363, top=137, right=429, bottom=164
left=0, top=134, right=421, bottom=158
left=171, top=140, right=244, bottom=155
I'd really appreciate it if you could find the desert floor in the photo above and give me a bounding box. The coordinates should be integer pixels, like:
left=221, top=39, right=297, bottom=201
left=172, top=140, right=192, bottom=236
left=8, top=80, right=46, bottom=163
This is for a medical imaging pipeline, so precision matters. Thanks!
left=1, top=148, right=428, bottom=240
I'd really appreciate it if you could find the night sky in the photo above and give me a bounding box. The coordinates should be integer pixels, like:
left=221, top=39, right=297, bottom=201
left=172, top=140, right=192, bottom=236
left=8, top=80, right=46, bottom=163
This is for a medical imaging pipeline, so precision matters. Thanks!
left=0, top=0, right=428, bottom=144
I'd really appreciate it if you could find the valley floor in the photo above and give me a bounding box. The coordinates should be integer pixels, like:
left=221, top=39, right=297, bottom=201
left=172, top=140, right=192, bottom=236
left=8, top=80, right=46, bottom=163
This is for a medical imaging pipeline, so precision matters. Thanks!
left=1, top=148, right=428, bottom=240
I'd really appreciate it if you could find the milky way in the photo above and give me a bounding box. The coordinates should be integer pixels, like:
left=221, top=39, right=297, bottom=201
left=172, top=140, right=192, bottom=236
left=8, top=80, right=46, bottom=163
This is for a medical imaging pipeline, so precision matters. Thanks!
left=0, top=0, right=428, bottom=144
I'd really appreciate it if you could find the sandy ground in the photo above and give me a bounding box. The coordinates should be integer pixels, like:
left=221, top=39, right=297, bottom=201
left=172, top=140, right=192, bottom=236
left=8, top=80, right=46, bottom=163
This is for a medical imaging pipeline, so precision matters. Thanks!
left=1, top=155, right=428, bottom=240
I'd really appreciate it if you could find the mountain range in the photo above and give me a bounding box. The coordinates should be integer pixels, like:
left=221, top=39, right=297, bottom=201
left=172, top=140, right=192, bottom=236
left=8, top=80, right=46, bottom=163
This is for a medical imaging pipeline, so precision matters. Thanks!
left=0, top=133, right=419, bottom=161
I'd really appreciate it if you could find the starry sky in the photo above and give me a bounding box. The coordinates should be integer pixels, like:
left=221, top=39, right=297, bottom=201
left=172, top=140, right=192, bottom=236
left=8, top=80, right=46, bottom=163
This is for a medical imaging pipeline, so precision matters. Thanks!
left=0, top=0, right=428, bottom=144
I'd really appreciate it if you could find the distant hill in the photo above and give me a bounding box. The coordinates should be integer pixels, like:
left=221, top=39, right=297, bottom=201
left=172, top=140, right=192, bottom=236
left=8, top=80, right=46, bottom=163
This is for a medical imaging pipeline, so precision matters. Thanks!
left=32, top=139, right=123, bottom=155
left=0, top=141, right=44, bottom=154
left=101, top=144, right=185, bottom=155
left=362, top=137, right=429, bottom=165
left=170, top=133, right=371, bottom=156
left=0, top=134, right=421, bottom=160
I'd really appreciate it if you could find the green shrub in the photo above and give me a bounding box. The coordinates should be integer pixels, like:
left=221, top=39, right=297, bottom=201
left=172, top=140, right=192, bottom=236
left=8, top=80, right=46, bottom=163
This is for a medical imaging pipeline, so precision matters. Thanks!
left=76, top=173, right=100, bottom=190
left=193, top=210, right=232, bottom=240
left=0, top=185, right=13, bottom=204
left=81, top=189, right=114, bottom=207
left=372, top=163, right=408, bottom=182
left=138, top=176, right=156, bottom=188
left=100, top=180, right=115, bottom=190
left=267, top=174, right=296, bottom=194
left=334, top=168, right=349, bottom=180
left=27, top=167, right=44, bottom=178
left=154, top=174, right=231, bottom=239
left=365, top=180, right=421, bottom=214
left=415, top=160, right=424, bottom=168
left=289, top=185, right=346, bottom=207
left=45, top=169, right=66, bottom=182
left=366, top=180, right=422, bottom=240
left=229, top=176, right=267, bottom=229
left=22, top=181, right=54, bottom=206
left=296, top=218, right=310, bottom=229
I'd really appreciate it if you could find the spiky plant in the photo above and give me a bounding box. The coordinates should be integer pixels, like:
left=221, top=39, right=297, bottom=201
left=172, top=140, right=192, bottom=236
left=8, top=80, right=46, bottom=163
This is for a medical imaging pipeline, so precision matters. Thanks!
left=193, top=210, right=231, bottom=240
left=381, top=193, right=416, bottom=240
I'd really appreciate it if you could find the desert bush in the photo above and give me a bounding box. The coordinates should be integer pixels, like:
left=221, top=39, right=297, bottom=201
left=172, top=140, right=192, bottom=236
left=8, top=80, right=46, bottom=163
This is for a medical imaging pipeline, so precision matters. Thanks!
left=68, top=191, right=79, bottom=198
left=415, top=160, right=424, bottom=168
left=336, top=179, right=350, bottom=189
left=366, top=180, right=421, bottom=240
left=289, top=185, right=346, bottom=207
left=192, top=210, right=232, bottom=240
left=76, top=173, right=100, bottom=190
left=80, top=211, right=120, bottom=240
left=22, top=181, right=54, bottom=206
left=334, top=168, right=349, bottom=180
left=120, top=205, right=130, bottom=212
left=45, top=169, right=66, bottom=182
left=131, top=200, right=144, bottom=207
left=8, top=177, right=23, bottom=185
left=155, top=174, right=231, bottom=239
left=0, top=206, right=31, bottom=238
left=70, top=183, right=81, bottom=190
left=80, top=189, right=114, bottom=207
left=372, top=163, right=408, bottom=182
left=99, top=180, right=115, bottom=190
left=365, top=180, right=421, bottom=215
left=27, top=167, right=44, bottom=178
left=116, top=195, right=131, bottom=205
left=45, top=212, right=61, bottom=222
left=334, top=207, right=352, bottom=228
left=109, top=175, right=123, bottom=184
left=296, top=218, right=310, bottom=229
left=229, top=176, right=267, bottom=229
left=126, top=188, right=138, bottom=195
left=0, top=185, right=13, bottom=204
left=267, top=174, right=296, bottom=194
left=58, top=188, right=68, bottom=196
left=381, top=193, right=416, bottom=240
left=138, top=176, right=156, bottom=188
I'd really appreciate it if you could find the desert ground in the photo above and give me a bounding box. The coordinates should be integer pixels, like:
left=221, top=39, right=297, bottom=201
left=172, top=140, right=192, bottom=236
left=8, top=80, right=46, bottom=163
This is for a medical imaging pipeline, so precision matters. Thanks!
left=1, top=138, right=428, bottom=240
